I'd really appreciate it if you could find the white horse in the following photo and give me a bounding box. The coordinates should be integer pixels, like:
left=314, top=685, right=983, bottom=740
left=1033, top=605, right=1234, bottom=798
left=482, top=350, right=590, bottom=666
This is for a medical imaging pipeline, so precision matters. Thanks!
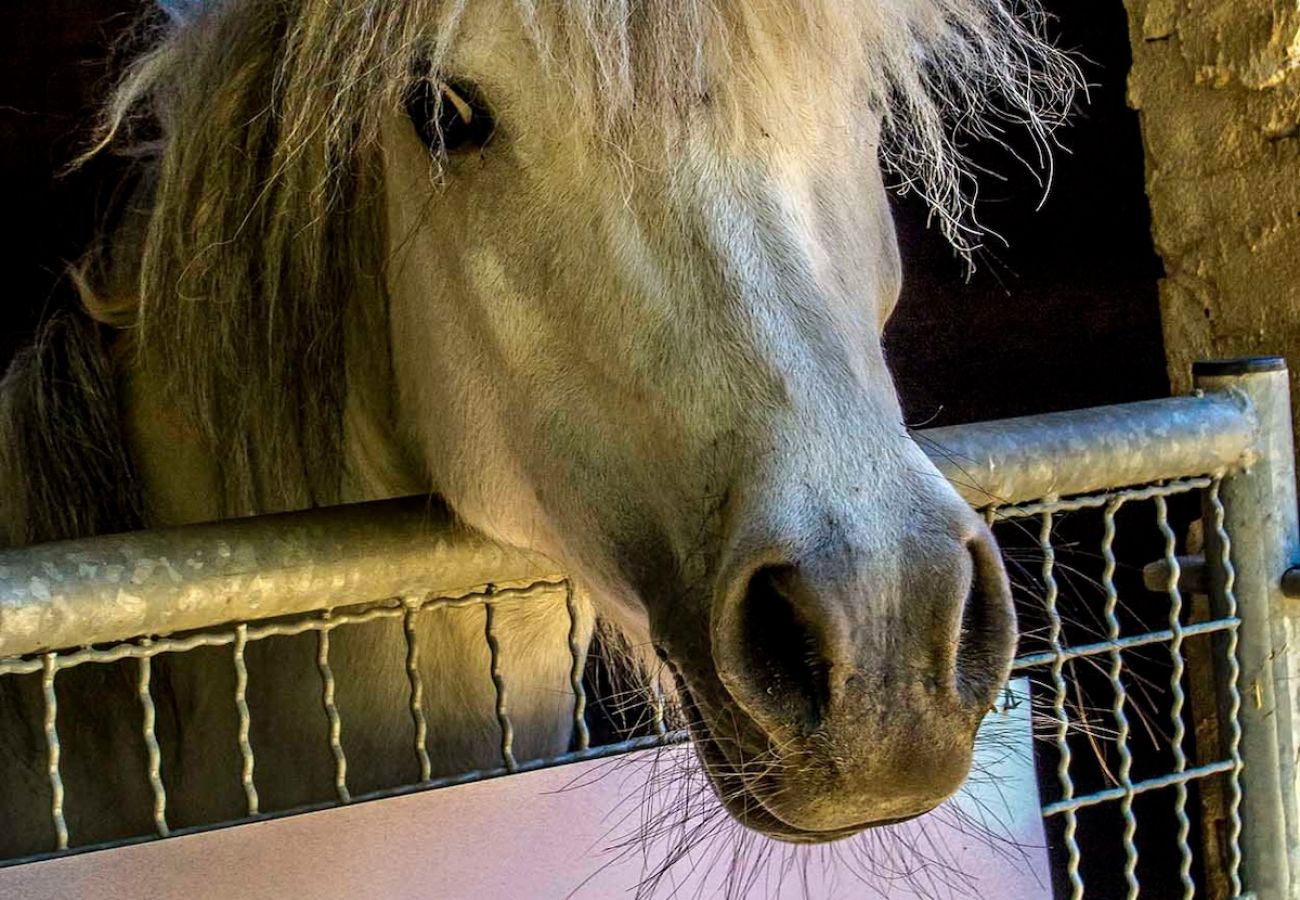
left=0, top=0, right=1077, bottom=865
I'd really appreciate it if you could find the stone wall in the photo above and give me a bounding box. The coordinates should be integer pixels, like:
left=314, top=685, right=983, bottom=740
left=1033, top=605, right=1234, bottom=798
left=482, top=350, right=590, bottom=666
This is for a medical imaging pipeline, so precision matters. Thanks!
left=1122, top=0, right=1300, bottom=401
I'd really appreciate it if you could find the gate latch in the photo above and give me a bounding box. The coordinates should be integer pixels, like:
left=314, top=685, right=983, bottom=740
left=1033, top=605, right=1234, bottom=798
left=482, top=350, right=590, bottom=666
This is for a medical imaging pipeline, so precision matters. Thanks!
left=1142, top=555, right=1208, bottom=595
left=1144, top=556, right=1300, bottom=599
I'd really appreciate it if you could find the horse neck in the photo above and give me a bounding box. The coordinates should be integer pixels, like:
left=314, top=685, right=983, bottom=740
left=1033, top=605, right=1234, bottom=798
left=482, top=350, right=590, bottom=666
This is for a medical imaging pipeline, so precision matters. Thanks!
left=123, top=330, right=426, bottom=529
left=338, top=294, right=428, bottom=506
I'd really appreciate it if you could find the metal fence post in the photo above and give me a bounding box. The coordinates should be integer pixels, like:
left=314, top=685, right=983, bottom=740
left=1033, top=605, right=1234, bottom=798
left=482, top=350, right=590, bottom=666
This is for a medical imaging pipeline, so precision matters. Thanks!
left=1196, top=357, right=1300, bottom=899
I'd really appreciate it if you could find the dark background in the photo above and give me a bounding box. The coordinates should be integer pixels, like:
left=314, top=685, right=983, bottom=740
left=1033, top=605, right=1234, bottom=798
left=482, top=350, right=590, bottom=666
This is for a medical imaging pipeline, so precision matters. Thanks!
left=0, top=2, right=140, bottom=367
left=0, top=3, right=1180, bottom=897
left=884, top=2, right=1169, bottom=425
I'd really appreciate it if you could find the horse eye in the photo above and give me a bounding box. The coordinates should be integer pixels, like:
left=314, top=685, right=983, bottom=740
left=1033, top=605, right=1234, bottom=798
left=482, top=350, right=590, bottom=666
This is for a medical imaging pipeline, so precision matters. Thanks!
left=404, top=77, right=494, bottom=155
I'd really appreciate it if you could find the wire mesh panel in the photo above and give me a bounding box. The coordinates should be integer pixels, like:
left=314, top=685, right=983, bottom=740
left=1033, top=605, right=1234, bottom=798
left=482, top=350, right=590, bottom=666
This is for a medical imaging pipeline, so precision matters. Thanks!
left=990, top=478, right=1243, bottom=898
left=0, top=580, right=685, bottom=864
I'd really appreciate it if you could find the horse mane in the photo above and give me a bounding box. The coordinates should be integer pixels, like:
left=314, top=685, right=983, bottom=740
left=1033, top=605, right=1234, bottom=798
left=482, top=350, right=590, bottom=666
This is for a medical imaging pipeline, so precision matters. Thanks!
left=0, top=312, right=146, bottom=546
left=14, top=0, right=1079, bottom=531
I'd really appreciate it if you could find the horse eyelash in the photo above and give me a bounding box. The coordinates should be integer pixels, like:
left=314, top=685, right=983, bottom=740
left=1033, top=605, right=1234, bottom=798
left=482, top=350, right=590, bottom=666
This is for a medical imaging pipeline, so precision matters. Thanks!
left=404, top=76, right=496, bottom=155
left=440, top=83, right=474, bottom=125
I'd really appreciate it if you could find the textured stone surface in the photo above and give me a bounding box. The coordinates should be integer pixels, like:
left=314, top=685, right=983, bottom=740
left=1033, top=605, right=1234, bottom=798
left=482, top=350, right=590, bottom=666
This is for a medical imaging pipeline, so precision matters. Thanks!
left=1122, top=0, right=1300, bottom=401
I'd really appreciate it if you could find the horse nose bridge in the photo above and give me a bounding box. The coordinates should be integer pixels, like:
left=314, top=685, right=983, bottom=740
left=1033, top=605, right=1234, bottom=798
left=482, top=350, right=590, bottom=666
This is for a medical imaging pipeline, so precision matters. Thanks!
left=720, top=457, right=982, bottom=596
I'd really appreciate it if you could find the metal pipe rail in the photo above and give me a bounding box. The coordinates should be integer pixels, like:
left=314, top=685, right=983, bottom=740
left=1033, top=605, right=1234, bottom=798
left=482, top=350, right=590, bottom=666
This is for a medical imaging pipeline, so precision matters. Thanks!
left=1195, top=358, right=1300, bottom=899
left=924, top=390, right=1255, bottom=506
left=0, top=499, right=563, bottom=659
left=0, top=390, right=1258, bottom=660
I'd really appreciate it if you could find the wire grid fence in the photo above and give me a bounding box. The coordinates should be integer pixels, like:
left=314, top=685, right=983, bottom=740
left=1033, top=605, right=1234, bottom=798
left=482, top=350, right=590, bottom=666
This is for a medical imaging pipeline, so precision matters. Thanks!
left=0, top=477, right=1253, bottom=900
left=0, top=579, right=685, bottom=860
left=993, top=475, right=1242, bottom=899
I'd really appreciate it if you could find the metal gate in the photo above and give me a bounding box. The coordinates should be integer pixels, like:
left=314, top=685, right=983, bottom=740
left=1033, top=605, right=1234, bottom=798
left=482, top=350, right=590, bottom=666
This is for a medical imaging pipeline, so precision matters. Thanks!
left=1, top=358, right=1297, bottom=898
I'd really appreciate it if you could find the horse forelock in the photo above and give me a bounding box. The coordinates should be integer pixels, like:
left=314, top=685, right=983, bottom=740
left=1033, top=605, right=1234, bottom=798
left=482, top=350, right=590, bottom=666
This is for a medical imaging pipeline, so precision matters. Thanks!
left=83, top=0, right=1079, bottom=516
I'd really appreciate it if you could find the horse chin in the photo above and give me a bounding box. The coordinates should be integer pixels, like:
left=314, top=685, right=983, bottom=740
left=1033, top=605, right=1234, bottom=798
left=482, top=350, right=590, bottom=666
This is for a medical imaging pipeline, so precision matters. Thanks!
left=672, top=674, right=894, bottom=846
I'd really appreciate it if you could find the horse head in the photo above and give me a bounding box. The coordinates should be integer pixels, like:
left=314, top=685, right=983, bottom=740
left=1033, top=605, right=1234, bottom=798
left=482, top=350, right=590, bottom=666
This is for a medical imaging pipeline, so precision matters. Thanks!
left=373, top=1, right=1072, bottom=840
left=104, top=0, right=1077, bottom=845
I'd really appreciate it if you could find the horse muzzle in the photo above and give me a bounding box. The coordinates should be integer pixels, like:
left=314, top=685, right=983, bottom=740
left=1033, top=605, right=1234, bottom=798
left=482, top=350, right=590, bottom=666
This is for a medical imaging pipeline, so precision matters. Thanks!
left=672, top=508, right=1015, bottom=839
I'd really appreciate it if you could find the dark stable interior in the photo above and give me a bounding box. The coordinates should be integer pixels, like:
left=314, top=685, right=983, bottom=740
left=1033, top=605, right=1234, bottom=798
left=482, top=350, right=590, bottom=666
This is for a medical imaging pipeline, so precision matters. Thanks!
left=2, top=3, right=1209, bottom=897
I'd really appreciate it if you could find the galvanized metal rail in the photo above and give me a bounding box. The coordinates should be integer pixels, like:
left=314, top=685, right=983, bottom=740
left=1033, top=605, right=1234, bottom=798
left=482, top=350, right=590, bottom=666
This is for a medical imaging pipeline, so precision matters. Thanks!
left=1195, top=359, right=1299, bottom=900
left=923, top=389, right=1255, bottom=507
left=0, top=498, right=562, bottom=659
left=0, top=390, right=1257, bottom=659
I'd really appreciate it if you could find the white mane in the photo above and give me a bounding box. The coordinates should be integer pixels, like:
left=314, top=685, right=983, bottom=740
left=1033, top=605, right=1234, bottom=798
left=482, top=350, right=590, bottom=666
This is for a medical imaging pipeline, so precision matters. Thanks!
left=117, top=0, right=1080, bottom=251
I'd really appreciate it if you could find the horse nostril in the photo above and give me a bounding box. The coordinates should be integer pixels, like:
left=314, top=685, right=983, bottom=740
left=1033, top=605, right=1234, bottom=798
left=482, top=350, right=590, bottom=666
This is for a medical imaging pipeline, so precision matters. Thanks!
left=732, top=565, right=834, bottom=730
left=954, top=529, right=1016, bottom=706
